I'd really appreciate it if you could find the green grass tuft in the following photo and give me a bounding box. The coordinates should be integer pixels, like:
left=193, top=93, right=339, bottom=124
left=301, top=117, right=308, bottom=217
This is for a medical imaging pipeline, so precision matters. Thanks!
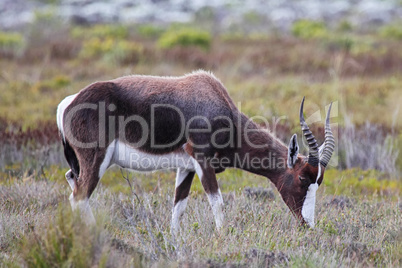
left=19, top=205, right=111, bottom=267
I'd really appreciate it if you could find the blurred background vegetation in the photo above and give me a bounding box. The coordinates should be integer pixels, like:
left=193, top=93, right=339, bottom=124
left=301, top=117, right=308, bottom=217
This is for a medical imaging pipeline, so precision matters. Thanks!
left=0, top=7, right=401, bottom=177
left=0, top=1, right=401, bottom=266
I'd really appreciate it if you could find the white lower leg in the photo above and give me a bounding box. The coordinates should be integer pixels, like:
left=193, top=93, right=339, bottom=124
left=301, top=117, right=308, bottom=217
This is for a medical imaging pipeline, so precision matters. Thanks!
left=171, top=169, right=192, bottom=235
left=207, top=189, right=224, bottom=229
left=171, top=197, right=189, bottom=235
left=192, top=159, right=224, bottom=230
left=69, top=193, right=96, bottom=225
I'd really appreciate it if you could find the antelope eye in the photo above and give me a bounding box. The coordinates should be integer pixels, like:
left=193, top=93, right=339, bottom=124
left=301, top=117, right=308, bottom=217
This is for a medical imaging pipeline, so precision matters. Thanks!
left=299, top=176, right=309, bottom=186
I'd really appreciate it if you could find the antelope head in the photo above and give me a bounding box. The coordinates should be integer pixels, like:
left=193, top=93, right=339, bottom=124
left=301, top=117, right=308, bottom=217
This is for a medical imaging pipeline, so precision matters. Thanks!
left=280, top=97, right=335, bottom=228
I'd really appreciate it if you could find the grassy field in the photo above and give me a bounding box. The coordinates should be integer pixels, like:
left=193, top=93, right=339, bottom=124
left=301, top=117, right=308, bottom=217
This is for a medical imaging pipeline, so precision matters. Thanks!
left=0, top=17, right=401, bottom=267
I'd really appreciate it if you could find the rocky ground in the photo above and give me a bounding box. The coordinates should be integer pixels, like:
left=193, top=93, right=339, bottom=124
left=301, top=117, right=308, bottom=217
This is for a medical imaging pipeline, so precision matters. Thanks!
left=1, top=0, right=401, bottom=31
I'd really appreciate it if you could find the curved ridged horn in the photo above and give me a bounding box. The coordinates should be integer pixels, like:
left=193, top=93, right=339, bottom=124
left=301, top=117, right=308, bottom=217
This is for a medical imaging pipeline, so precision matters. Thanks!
left=300, top=97, right=319, bottom=166
left=319, top=103, right=335, bottom=167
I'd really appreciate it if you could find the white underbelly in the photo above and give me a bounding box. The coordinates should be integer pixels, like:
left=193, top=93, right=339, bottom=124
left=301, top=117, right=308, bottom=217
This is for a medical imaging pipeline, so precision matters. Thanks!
left=111, top=140, right=195, bottom=172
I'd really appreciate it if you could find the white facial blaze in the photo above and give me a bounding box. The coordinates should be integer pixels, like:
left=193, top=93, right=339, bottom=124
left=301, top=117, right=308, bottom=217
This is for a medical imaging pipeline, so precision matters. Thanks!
left=65, top=170, right=75, bottom=191
left=69, top=195, right=96, bottom=225
left=301, top=183, right=318, bottom=228
left=316, top=164, right=322, bottom=183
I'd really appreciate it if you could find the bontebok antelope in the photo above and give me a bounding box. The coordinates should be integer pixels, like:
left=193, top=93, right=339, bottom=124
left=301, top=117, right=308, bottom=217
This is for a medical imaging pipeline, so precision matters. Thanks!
left=56, top=71, right=335, bottom=233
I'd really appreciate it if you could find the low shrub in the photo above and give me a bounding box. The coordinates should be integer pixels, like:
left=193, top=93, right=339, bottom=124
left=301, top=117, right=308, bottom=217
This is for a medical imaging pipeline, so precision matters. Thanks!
left=71, top=24, right=129, bottom=40
left=337, top=20, right=353, bottom=32
left=340, top=122, right=399, bottom=175
left=158, top=27, right=211, bottom=50
left=31, top=75, right=71, bottom=93
left=323, top=36, right=354, bottom=53
left=243, top=11, right=264, bottom=25
left=79, top=38, right=143, bottom=65
left=291, top=19, right=328, bottom=39
left=379, top=24, right=402, bottom=40
left=137, top=24, right=164, bottom=39
left=105, top=39, right=144, bottom=64
left=0, top=31, right=25, bottom=58
left=26, top=9, right=66, bottom=48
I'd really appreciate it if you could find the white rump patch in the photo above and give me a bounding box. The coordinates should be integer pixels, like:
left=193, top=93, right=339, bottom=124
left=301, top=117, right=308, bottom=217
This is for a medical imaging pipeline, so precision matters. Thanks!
left=301, top=183, right=318, bottom=228
left=56, top=93, right=78, bottom=141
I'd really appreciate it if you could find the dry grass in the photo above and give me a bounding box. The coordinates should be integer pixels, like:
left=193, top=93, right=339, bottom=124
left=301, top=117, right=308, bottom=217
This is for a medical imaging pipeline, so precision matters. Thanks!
left=0, top=175, right=400, bottom=267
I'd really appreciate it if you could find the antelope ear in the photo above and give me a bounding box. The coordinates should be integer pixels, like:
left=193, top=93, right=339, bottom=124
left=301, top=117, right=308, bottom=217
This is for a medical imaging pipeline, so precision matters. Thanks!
left=287, top=134, right=299, bottom=169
